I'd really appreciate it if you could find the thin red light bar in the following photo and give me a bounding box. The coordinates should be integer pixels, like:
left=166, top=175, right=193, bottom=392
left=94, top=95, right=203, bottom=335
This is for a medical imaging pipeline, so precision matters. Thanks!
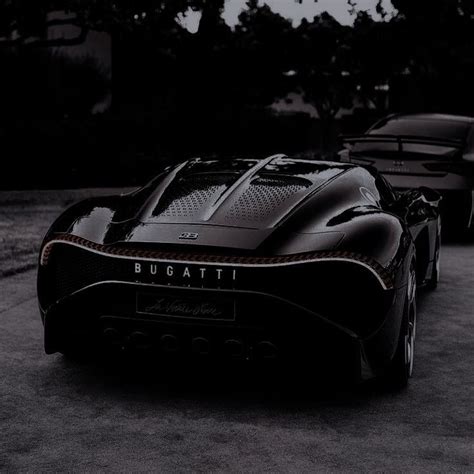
left=40, top=233, right=395, bottom=289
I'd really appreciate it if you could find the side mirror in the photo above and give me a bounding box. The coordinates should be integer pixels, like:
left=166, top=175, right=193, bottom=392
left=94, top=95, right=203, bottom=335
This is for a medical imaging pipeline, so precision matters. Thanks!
left=395, top=189, right=419, bottom=207
left=418, top=186, right=442, bottom=205
left=392, top=188, right=441, bottom=220
left=396, top=187, right=441, bottom=207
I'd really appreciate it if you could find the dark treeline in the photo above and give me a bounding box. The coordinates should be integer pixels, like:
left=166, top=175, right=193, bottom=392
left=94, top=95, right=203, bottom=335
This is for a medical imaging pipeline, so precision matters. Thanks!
left=1, top=0, right=474, bottom=188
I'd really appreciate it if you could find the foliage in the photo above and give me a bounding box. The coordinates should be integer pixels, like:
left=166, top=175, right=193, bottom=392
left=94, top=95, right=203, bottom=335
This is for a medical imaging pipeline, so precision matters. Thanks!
left=0, top=1, right=195, bottom=45
left=0, top=49, right=109, bottom=119
left=233, top=0, right=295, bottom=107
left=2, top=0, right=474, bottom=161
left=293, top=13, right=354, bottom=122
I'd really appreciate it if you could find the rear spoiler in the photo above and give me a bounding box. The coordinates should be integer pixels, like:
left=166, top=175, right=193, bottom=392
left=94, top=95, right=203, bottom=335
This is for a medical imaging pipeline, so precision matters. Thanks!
left=340, top=134, right=465, bottom=152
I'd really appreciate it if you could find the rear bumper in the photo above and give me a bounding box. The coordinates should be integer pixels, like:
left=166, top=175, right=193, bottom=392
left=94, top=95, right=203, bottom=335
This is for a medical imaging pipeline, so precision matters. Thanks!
left=41, top=281, right=405, bottom=382
left=385, top=172, right=472, bottom=191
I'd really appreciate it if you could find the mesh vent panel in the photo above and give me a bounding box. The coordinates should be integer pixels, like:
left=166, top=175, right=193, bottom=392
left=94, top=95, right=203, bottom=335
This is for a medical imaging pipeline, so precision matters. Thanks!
left=153, top=174, right=234, bottom=219
left=226, top=176, right=309, bottom=223
left=51, top=246, right=124, bottom=301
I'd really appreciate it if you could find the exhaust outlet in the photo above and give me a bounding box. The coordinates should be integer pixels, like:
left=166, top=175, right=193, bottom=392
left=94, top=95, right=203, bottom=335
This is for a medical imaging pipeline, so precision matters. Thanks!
left=102, top=327, right=122, bottom=346
left=130, top=331, right=151, bottom=351
left=160, top=334, right=179, bottom=353
left=192, top=337, right=210, bottom=355
left=224, top=339, right=245, bottom=358
left=256, top=341, right=278, bottom=360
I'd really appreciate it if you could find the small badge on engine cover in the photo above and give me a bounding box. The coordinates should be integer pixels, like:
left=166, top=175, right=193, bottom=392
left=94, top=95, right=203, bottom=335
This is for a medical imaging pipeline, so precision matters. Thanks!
left=179, top=232, right=199, bottom=241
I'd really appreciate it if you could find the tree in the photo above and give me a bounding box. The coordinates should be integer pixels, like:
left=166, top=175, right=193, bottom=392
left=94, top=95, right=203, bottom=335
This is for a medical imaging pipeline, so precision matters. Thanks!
left=350, top=11, right=404, bottom=114
left=0, top=1, right=205, bottom=47
left=161, top=0, right=233, bottom=127
left=389, top=0, right=474, bottom=113
left=0, top=48, right=109, bottom=119
left=291, top=13, right=355, bottom=149
left=233, top=0, right=295, bottom=108
left=0, top=0, right=224, bottom=109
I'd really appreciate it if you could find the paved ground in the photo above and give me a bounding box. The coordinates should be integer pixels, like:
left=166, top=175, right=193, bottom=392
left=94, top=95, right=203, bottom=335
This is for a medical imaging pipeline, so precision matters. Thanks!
left=0, top=195, right=473, bottom=472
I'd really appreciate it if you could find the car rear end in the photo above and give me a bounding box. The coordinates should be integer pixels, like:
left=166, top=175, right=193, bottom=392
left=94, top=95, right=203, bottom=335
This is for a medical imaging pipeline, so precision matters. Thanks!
left=38, top=235, right=402, bottom=382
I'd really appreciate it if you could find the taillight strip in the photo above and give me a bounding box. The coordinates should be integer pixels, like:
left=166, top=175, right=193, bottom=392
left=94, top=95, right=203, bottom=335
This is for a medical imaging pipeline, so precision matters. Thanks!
left=40, top=233, right=394, bottom=289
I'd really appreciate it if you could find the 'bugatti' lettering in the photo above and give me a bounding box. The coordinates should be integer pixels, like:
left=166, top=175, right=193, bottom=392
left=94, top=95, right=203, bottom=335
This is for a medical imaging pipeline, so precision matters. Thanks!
left=130, top=261, right=237, bottom=289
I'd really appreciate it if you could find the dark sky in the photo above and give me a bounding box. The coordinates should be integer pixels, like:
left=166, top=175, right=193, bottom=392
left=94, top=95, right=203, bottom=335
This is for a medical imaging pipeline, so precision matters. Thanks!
left=177, top=0, right=395, bottom=32
left=222, top=0, right=395, bottom=26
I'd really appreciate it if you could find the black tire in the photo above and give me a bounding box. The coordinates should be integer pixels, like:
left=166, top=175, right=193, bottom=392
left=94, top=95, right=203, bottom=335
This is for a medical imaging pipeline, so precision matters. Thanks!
left=464, top=225, right=474, bottom=241
left=383, top=264, right=417, bottom=390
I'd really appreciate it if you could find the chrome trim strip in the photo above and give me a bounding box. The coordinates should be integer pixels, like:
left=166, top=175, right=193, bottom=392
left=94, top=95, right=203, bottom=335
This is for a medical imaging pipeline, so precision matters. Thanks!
left=41, top=238, right=391, bottom=290
left=468, top=190, right=474, bottom=228
left=137, top=159, right=196, bottom=220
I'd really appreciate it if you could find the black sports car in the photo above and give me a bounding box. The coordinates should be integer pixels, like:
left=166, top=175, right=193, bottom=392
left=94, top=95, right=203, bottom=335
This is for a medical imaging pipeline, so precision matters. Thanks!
left=38, top=156, right=441, bottom=387
left=340, top=113, right=474, bottom=233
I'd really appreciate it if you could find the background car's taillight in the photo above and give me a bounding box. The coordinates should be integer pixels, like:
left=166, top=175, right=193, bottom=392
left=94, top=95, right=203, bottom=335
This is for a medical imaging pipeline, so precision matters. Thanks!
left=423, top=160, right=474, bottom=175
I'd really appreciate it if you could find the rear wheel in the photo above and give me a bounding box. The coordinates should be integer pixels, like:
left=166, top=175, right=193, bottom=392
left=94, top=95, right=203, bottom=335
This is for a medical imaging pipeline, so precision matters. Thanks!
left=383, top=264, right=417, bottom=389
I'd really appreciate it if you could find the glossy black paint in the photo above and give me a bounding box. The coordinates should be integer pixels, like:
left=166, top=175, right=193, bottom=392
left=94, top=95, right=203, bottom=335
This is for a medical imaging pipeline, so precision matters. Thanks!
left=37, top=155, right=440, bottom=382
left=340, top=113, right=474, bottom=231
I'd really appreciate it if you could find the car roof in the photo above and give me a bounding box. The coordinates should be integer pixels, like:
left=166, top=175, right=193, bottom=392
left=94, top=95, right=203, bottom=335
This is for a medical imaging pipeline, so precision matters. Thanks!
left=182, top=156, right=356, bottom=174
left=387, top=113, right=474, bottom=124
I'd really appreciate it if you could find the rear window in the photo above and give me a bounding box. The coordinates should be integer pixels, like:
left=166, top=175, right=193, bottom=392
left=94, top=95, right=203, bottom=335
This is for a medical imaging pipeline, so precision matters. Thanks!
left=369, top=118, right=470, bottom=142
